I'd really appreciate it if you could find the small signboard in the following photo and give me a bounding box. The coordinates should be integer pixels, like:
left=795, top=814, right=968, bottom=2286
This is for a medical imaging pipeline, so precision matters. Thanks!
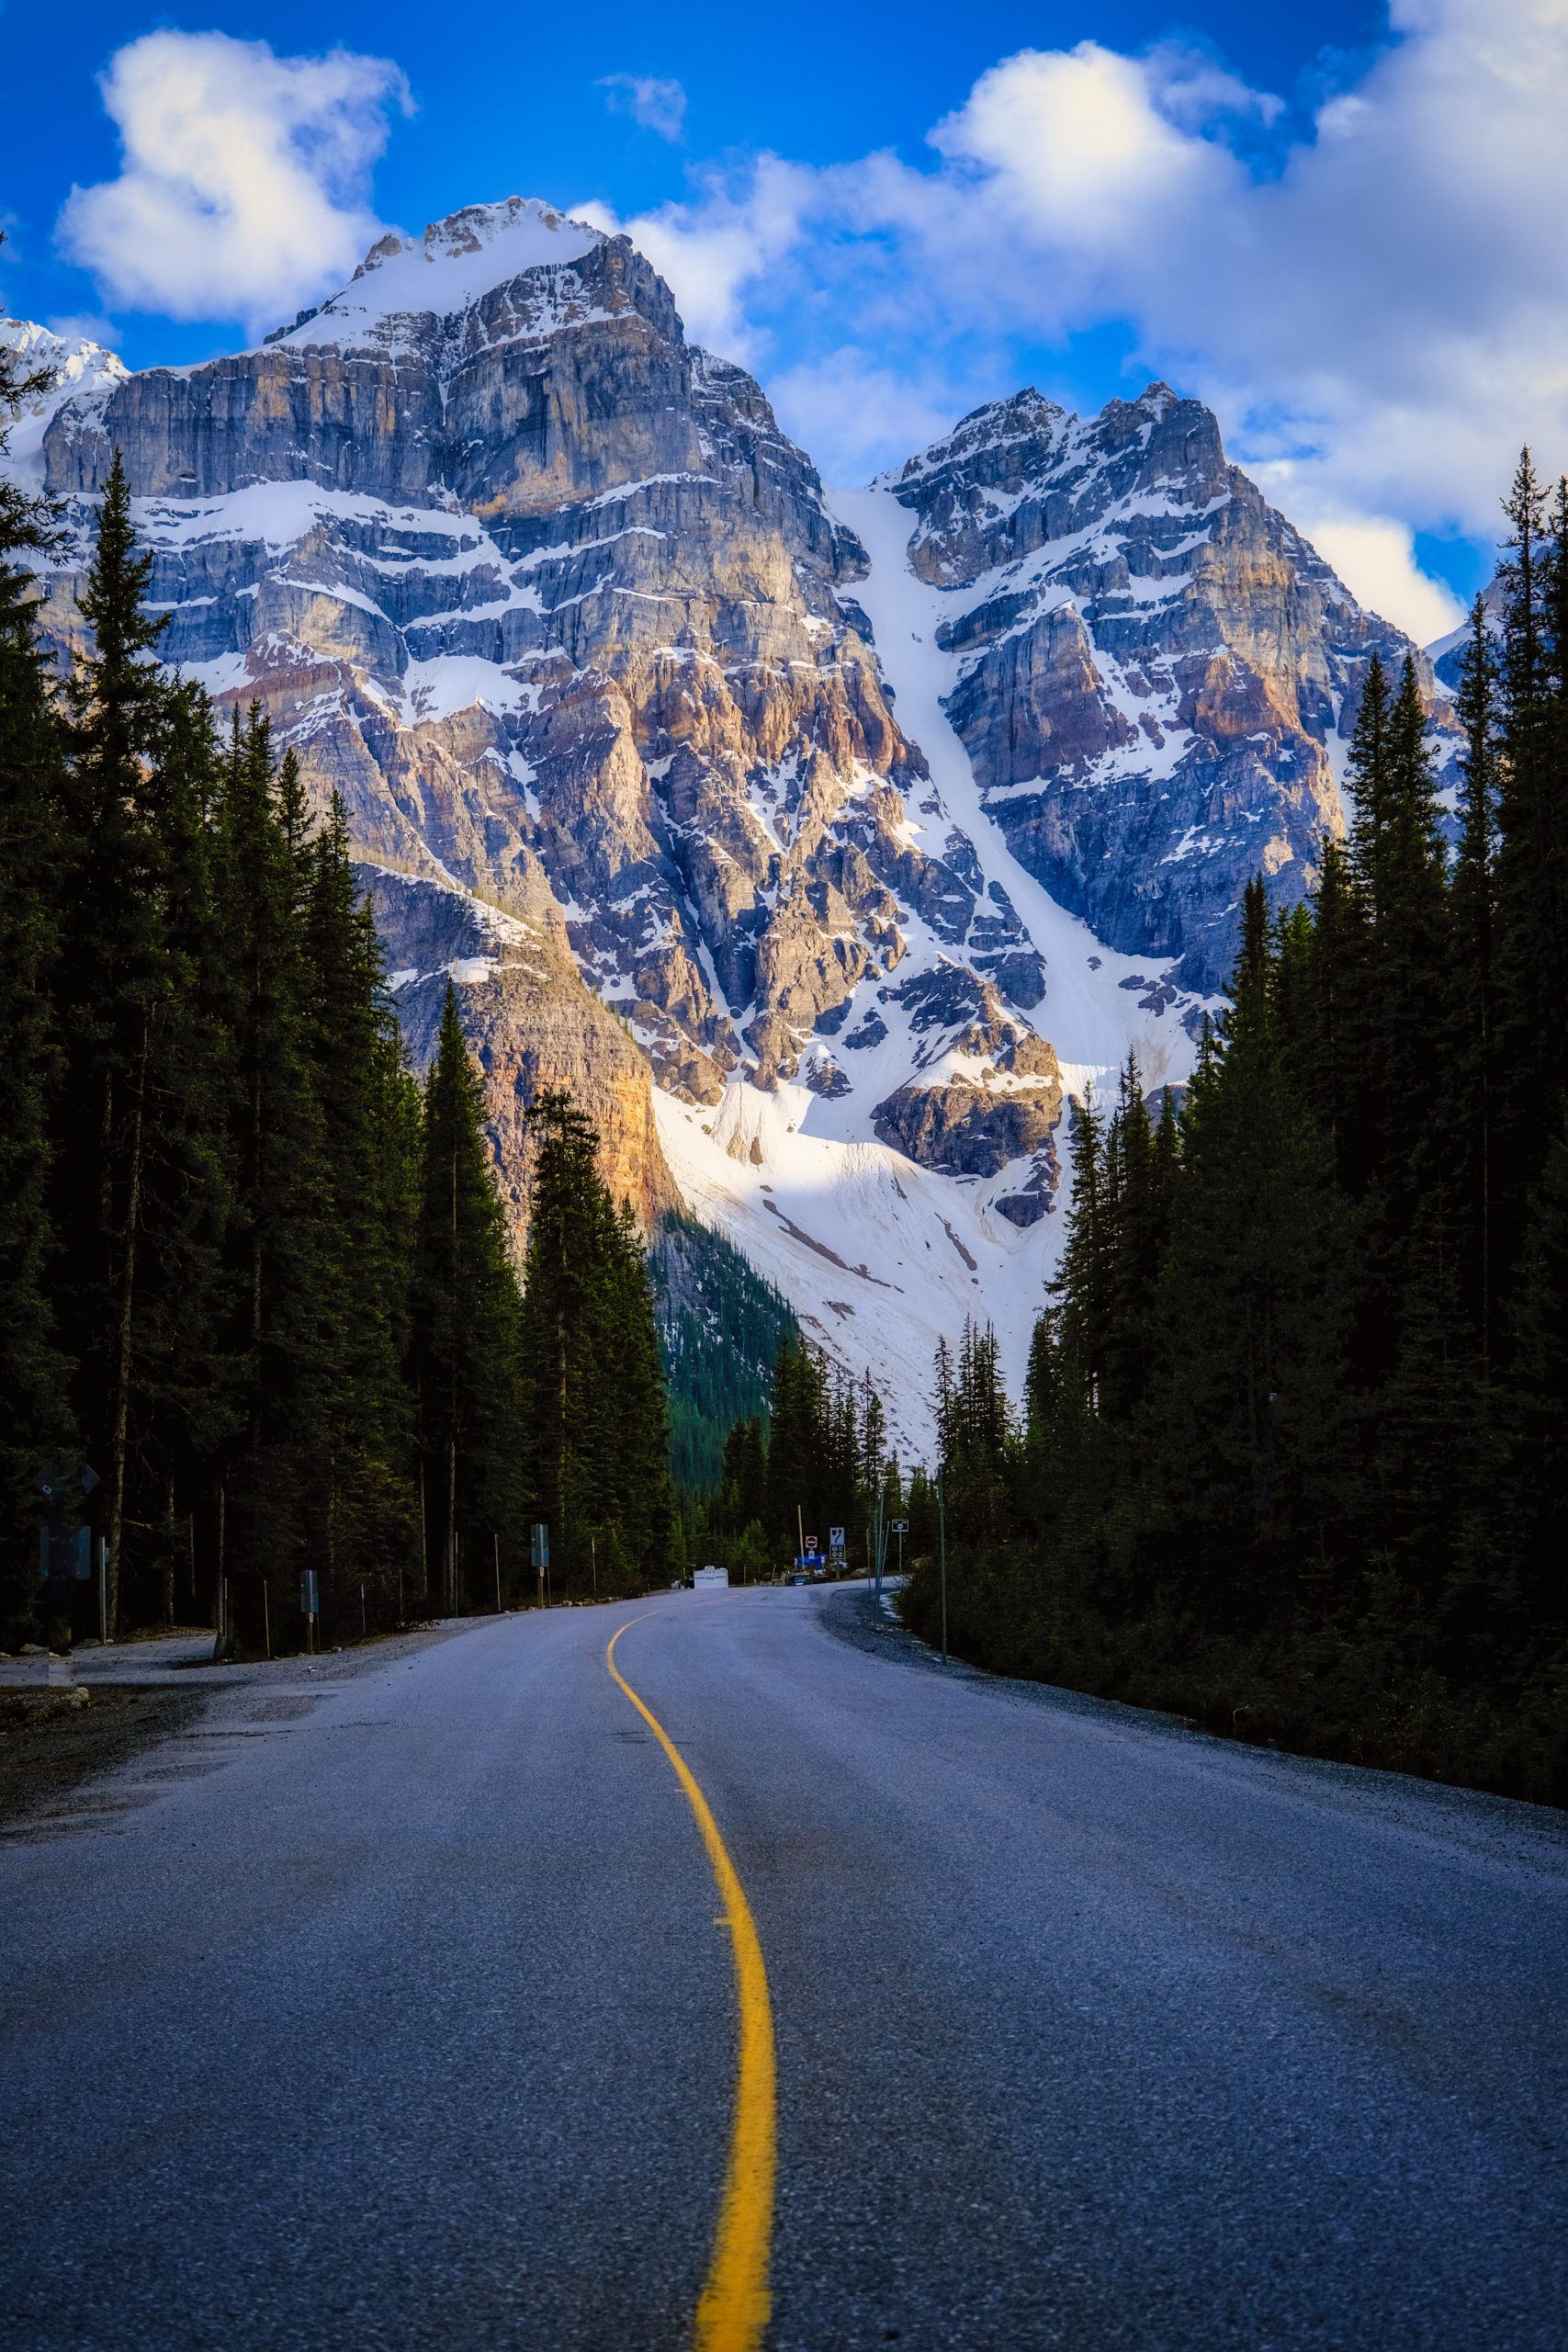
left=530, top=1523, right=550, bottom=1571
left=299, top=1569, right=319, bottom=1615
left=829, top=1526, right=845, bottom=1548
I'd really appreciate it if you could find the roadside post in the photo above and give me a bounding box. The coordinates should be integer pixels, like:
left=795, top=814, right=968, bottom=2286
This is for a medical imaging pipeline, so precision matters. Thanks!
left=97, top=1538, right=107, bottom=1647
left=873, top=1493, right=888, bottom=1623
left=829, top=1525, right=846, bottom=1576
left=300, top=1567, right=319, bottom=1655
left=494, top=1532, right=502, bottom=1614
left=35, top=1459, right=99, bottom=1655
left=892, top=1519, right=908, bottom=1584
left=531, top=1522, right=549, bottom=1607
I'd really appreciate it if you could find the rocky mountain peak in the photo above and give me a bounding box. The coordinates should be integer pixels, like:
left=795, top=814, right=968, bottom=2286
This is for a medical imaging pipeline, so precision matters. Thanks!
left=264, top=197, right=605, bottom=356
left=881, top=380, right=1454, bottom=990
left=8, top=196, right=1457, bottom=1443
left=0, top=319, right=128, bottom=486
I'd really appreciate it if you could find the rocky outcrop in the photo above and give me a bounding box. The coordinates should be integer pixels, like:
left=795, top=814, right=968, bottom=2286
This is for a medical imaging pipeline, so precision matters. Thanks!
left=29, top=199, right=1087, bottom=1272
left=870, top=967, right=1062, bottom=1189
left=362, top=859, right=673, bottom=1245
left=17, top=199, right=1451, bottom=1417
left=884, top=385, right=1458, bottom=989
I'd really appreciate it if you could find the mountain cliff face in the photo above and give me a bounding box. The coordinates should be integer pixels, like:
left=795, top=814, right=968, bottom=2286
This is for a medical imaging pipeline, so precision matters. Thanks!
left=880, top=387, right=1453, bottom=989
left=13, top=197, right=1454, bottom=1445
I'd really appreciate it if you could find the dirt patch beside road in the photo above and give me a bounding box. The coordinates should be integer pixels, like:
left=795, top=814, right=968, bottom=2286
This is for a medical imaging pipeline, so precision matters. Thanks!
left=0, top=1686, right=208, bottom=1833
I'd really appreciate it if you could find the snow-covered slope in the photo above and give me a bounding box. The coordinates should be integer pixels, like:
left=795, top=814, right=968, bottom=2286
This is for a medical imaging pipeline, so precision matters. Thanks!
left=0, top=319, right=127, bottom=484
left=9, top=201, right=1447, bottom=1456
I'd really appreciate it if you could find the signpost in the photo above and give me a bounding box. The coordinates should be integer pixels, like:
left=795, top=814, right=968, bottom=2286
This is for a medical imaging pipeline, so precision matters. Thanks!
left=35, top=1460, right=98, bottom=1653
left=828, top=1524, right=847, bottom=1573
left=300, top=1567, right=319, bottom=1653
left=530, top=1522, right=550, bottom=1607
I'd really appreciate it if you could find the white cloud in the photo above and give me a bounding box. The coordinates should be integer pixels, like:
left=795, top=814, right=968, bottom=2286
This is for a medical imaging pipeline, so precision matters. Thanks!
left=599, top=74, right=687, bottom=143
left=576, top=157, right=817, bottom=359
left=58, top=31, right=411, bottom=336
left=1251, top=474, right=1465, bottom=639
left=766, top=351, right=996, bottom=489
left=604, top=0, right=1568, bottom=639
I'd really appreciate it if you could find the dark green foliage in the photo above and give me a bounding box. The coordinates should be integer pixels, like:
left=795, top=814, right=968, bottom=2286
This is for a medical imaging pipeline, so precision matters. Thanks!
left=517, top=1091, right=673, bottom=1595
left=649, top=1213, right=796, bottom=1493
left=899, top=483, right=1568, bottom=1804
left=704, top=1326, right=897, bottom=1575
left=412, top=987, right=525, bottom=1613
left=0, top=308, right=73, bottom=1631
left=0, top=464, right=694, bottom=1645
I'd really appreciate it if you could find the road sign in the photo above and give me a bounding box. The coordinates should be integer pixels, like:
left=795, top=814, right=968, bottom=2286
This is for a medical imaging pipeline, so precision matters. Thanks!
left=530, top=1523, right=550, bottom=1570
left=803, top=1534, right=818, bottom=1556
left=829, top=1525, right=845, bottom=1548
left=891, top=1520, right=908, bottom=1534
left=795, top=1553, right=824, bottom=1569
left=299, top=1569, right=319, bottom=1615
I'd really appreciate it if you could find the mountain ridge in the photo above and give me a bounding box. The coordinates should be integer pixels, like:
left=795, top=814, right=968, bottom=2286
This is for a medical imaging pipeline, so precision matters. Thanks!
left=4, top=197, right=1457, bottom=1451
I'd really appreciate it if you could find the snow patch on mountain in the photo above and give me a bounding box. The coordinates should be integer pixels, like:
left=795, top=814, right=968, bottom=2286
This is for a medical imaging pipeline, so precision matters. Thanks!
left=0, top=320, right=127, bottom=484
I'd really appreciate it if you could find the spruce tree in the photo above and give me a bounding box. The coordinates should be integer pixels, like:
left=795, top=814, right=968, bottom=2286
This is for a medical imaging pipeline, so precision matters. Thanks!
left=300, top=792, right=419, bottom=1631
left=1451, top=596, right=1502, bottom=1362
left=1145, top=880, right=1351, bottom=1617
left=0, top=308, right=73, bottom=1631
left=414, top=988, right=524, bottom=1611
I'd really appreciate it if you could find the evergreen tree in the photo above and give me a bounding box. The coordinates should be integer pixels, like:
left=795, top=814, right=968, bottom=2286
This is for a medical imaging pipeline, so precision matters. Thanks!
left=414, top=989, right=524, bottom=1611
left=1494, top=450, right=1567, bottom=1259
left=210, top=712, right=325, bottom=1645
left=1145, top=880, right=1351, bottom=1616
left=1451, top=595, right=1502, bottom=1361
left=0, top=302, right=73, bottom=1630
left=299, top=792, right=419, bottom=1632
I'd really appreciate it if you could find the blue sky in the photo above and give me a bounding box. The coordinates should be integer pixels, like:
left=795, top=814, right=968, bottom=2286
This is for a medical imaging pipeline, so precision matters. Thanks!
left=6, top=0, right=1566, bottom=636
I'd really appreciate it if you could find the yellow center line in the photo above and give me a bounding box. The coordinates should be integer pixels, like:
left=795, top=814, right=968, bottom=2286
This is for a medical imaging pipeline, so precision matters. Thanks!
left=606, top=1613, right=776, bottom=2352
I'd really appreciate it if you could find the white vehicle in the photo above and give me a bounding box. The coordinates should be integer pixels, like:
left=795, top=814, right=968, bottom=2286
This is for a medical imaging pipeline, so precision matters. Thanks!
left=693, top=1565, right=729, bottom=1589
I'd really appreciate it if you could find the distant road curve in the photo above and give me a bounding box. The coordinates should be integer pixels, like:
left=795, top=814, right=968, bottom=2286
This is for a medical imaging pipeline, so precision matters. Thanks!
left=2, top=1584, right=1565, bottom=2350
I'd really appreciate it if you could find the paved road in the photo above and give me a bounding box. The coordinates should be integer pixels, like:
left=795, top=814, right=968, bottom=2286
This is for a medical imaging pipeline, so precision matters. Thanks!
left=3, top=1588, right=1565, bottom=2351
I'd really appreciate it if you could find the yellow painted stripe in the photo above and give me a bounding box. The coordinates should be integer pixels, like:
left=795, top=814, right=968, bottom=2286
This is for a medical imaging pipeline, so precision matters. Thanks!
left=607, top=1614, right=776, bottom=2352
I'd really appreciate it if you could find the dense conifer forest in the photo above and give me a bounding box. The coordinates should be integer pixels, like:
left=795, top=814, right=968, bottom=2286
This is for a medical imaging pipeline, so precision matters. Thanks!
left=888, top=458, right=1568, bottom=1804
left=0, top=343, right=672, bottom=1650
left=708, top=457, right=1568, bottom=1804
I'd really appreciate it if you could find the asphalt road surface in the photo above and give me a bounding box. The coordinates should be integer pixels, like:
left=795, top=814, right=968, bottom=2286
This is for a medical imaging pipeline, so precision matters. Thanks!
left=3, top=1586, right=1565, bottom=2352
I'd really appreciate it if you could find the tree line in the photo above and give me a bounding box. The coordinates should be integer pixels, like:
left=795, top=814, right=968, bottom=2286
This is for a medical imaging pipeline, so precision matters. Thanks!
left=699, top=1332, right=919, bottom=1579
left=0, top=354, right=672, bottom=1649
left=897, top=452, right=1568, bottom=1804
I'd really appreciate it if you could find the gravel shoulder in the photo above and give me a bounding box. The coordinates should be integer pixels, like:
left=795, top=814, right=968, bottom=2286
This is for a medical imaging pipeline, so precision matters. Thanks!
left=0, top=1613, right=500, bottom=1837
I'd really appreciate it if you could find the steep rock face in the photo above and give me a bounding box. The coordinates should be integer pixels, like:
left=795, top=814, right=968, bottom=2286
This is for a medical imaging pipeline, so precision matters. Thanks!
left=40, top=202, right=999, bottom=1121
left=31, top=201, right=1114, bottom=1338
left=7, top=220, right=1480, bottom=1439
left=885, top=386, right=1456, bottom=989
left=362, top=858, right=673, bottom=1246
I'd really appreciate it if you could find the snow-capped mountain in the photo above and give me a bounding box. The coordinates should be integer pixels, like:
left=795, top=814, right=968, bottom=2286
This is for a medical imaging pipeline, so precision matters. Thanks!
left=876, top=388, right=1453, bottom=991
left=9, top=198, right=1455, bottom=1448
left=0, top=318, right=127, bottom=484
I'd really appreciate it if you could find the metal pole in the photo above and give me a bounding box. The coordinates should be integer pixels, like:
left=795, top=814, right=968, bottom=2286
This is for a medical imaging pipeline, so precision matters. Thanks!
left=263, top=1581, right=271, bottom=1661
left=874, top=1488, right=884, bottom=1623
left=494, top=1532, right=502, bottom=1615
left=591, top=1534, right=596, bottom=1600
left=360, top=1581, right=367, bottom=1640
left=97, top=1537, right=107, bottom=1647
left=938, top=1469, right=948, bottom=1665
